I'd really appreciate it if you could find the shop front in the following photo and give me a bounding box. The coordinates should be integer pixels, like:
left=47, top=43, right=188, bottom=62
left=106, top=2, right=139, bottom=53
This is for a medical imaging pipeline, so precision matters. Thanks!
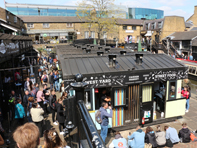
left=60, top=53, right=188, bottom=130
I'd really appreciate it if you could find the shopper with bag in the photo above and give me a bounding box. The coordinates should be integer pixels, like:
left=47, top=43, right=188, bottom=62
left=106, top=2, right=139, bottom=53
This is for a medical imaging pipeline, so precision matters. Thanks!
left=178, top=123, right=191, bottom=143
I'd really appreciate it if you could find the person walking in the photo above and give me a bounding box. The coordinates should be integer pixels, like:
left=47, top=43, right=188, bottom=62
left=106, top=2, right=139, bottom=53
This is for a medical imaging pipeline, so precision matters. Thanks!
left=49, top=72, right=54, bottom=91
left=128, top=125, right=145, bottom=148
left=36, top=88, right=45, bottom=110
left=30, top=102, right=44, bottom=137
left=15, top=99, right=25, bottom=126
left=24, top=77, right=30, bottom=91
left=99, top=102, right=112, bottom=143
left=56, top=97, right=65, bottom=135
left=49, top=90, right=58, bottom=125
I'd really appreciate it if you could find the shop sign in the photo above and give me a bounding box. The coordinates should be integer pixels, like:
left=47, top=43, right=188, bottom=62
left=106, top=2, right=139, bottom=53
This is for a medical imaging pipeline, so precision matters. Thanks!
left=77, top=32, right=80, bottom=34
left=125, top=30, right=134, bottom=33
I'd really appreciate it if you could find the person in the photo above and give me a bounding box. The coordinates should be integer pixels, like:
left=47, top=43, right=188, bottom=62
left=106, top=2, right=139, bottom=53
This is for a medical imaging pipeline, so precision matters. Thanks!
left=178, top=123, right=191, bottom=143
left=0, top=134, right=4, bottom=146
left=109, top=131, right=127, bottom=148
left=164, top=126, right=179, bottom=145
left=56, top=97, right=65, bottom=135
left=145, top=126, right=157, bottom=148
left=35, top=83, right=39, bottom=94
left=44, top=62, right=49, bottom=74
left=128, top=125, right=145, bottom=148
left=0, top=108, right=5, bottom=139
left=49, top=72, right=54, bottom=91
left=49, top=90, right=58, bottom=125
left=60, top=82, right=64, bottom=95
left=15, top=99, right=25, bottom=126
left=30, top=83, right=37, bottom=99
left=23, top=90, right=31, bottom=114
left=14, top=70, right=21, bottom=83
left=155, top=125, right=166, bottom=147
left=13, top=122, right=40, bottom=148
left=24, top=77, right=30, bottom=91
left=9, top=90, right=17, bottom=120
left=27, top=97, right=34, bottom=122
left=61, top=92, right=68, bottom=100
left=189, top=53, right=193, bottom=60
left=54, top=71, right=59, bottom=91
left=41, top=71, right=49, bottom=86
left=49, top=57, right=53, bottom=67
left=30, top=102, right=44, bottom=137
left=101, top=90, right=111, bottom=105
left=36, top=88, right=45, bottom=110
left=41, top=128, right=70, bottom=148
left=43, top=85, right=50, bottom=116
left=181, top=86, right=190, bottom=112
left=99, top=102, right=112, bottom=142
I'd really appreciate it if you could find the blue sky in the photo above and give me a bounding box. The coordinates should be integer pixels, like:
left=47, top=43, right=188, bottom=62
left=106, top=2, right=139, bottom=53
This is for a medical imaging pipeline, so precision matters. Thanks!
left=0, top=0, right=196, bottom=20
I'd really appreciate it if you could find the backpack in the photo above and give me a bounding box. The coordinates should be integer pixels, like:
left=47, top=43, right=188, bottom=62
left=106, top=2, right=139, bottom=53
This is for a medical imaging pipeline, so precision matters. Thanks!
left=182, top=132, right=191, bottom=143
left=95, top=110, right=102, bottom=124
left=43, top=75, right=48, bottom=82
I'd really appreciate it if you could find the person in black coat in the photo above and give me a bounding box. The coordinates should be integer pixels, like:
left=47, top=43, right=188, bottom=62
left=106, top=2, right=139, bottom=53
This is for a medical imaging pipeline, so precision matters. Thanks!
left=56, top=97, right=65, bottom=135
left=49, top=72, right=54, bottom=91
left=145, top=126, right=158, bottom=148
left=178, top=123, right=191, bottom=143
left=49, top=90, right=57, bottom=125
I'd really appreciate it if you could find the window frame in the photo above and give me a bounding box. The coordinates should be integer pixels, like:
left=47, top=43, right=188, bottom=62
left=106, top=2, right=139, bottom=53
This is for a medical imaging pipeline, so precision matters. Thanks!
left=84, top=31, right=89, bottom=38
left=132, top=26, right=136, bottom=30
left=168, top=81, right=177, bottom=100
left=27, top=23, right=34, bottom=28
left=43, top=23, right=50, bottom=28
left=66, top=23, right=73, bottom=27
left=14, top=16, right=17, bottom=23
left=123, top=26, right=127, bottom=30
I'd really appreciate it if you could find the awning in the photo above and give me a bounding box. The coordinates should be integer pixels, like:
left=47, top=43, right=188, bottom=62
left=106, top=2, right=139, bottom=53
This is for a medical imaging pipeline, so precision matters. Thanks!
left=40, top=33, right=68, bottom=37
left=145, top=31, right=152, bottom=36
left=0, top=23, right=18, bottom=32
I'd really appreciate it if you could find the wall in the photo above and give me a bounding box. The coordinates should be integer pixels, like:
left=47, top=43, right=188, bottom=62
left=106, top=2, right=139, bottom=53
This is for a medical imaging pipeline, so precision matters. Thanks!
left=24, top=23, right=74, bottom=30
left=160, top=16, right=185, bottom=41
left=187, top=6, right=197, bottom=26
left=0, top=7, right=6, bottom=21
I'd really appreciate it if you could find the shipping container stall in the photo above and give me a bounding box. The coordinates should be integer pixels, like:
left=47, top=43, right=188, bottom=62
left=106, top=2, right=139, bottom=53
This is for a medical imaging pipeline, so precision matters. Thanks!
left=58, top=45, right=188, bottom=130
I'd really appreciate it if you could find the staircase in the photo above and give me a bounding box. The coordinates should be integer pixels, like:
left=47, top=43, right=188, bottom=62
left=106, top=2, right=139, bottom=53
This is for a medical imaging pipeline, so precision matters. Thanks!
left=161, top=40, right=181, bottom=56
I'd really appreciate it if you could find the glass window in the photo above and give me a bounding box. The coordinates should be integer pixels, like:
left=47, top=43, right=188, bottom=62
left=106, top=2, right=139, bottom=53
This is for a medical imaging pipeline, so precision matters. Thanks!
left=85, top=90, right=92, bottom=110
left=48, top=9, right=58, bottom=16
left=151, top=23, right=155, bottom=29
left=169, top=81, right=176, bottom=100
left=145, top=24, right=149, bottom=30
left=123, top=26, right=127, bottom=30
left=158, top=22, right=163, bottom=29
left=142, top=85, right=152, bottom=103
left=66, top=23, right=73, bottom=27
left=91, top=31, right=95, bottom=38
left=84, top=31, right=89, bottom=38
left=132, top=26, right=136, bottom=30
left=18, top=7, right=29, bottom=15
left=29, top=8, right=39, bottom=16
left=43, top=23, right=49, bottom=28
left=14, top=16, right=17, bottom=23
left=27, top=23, right=34, bottom=28
left=7, top=7, right=18, bottom=15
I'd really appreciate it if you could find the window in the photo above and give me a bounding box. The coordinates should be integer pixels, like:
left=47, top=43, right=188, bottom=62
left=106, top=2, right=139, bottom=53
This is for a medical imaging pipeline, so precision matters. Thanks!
left=145, top=24, right=149, bottom=30
left=7, top=15, right=9, bottom=19
left=103, top=32, right=107, bottom=39
left=43, top=23, right=49, bottom=28
left=14, top=16, right=17, bottom=23
left=123, top=26, right=127, bottom=30
left=84, top=89, right=92, bottom=110
left=66, top=23, right=73, bottom=27
left=91, top=31, right=95, bottom=38
left=84, top=31, right=89, bottom=38
left=169, top=81, right=176, bottom=100
left=132, top=26, right=136, bottom=30
left=158, top=21, right=163, bottom=29
left=142, top=85, right=152, bottom=103
left=27, top=23, right=34, bottom=28
left=151, top=23, right=155, bottom=29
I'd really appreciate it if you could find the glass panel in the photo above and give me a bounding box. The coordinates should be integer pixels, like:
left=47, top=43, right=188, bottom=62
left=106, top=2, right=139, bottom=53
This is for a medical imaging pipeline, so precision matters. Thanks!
left=114, top=89, right=125, bottom=106
left=29, top=8, right=39, bottom=16
left=6, top=7, right=18, bottom=15
left=18, top=7, right=29, bottom=15
left=169, top=82, right=176, bottom=99
left=142, top=85, right=152, bottom=102
left=85, top=31, right=89, bottom=38
left=85, top=90, right=91, bottom=110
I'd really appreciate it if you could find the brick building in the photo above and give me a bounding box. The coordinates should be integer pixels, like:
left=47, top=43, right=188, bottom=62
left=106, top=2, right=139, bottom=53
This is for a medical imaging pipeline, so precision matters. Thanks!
left=187, top=6, right=197, bottom=26
left=0, top=7, right=25, bottom=35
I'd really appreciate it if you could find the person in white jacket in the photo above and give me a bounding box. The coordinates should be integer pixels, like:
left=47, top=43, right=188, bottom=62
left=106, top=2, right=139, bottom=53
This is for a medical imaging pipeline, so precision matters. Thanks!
left=155, top=125, right=166, bottom=147
left=109, top=131, right=127, bottom=148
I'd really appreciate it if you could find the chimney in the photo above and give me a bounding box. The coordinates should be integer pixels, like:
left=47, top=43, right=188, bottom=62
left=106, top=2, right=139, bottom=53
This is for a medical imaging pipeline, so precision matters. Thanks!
left=120, top=50, right=127, bottom=55
left=97, top=51, right=104, bottom=56
left=86, top=48, right=91, bottom=53
left=105, top=47, right=111, bottom=53
left=195, top=6, right=197, bottom=14
left=108, top=54, right=117, bottom=67
left=87, top=44, right=90, bottom=47
left=82, top=47, right=86, bottom=50
left=77, top=45, right=81, bottom=49
left=135, top=54, right=143, bottom=65
left=98, top=46, right=102, bottom=50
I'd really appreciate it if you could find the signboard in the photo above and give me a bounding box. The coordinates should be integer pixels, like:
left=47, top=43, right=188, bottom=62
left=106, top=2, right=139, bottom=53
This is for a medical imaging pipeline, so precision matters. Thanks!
left=125, top=30, right=134, bottom=33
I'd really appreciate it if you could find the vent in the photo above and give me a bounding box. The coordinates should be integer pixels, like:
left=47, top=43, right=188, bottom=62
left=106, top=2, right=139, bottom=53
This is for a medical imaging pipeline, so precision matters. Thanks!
left=135, top=54, right=143, bottom=65
left=105, top=47, right=110, bottom=53
left=90, top=45, right=94, bottom=48
left=120, top=50, right=127, bottom=55
left=86, top=48, right=91, bottom=53
left=87, top=44, right=90, bottom=47
left=77, top=45, right=81, bottom=49
left=97, top=51, right=104, bottom=56
left=108, top=54, right=117, bottom=67
left=82, top=47, right=86, bottom=50
left=98, top=46, right=102, bottom=50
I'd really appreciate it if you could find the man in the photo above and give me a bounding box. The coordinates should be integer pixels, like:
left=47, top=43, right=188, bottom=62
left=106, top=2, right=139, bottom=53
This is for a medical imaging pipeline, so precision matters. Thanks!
left=128, top=125, right=145, bottom=148
left=99, top=102, right=112, bottom=143
left=13, top=123, right=40, bottom=148
left=164, top=126, right=180, bottom=145
left=101, top=90, right=111, bottom=105
left=109, top=131, right=127, bottom=148
left=9, top=90, right=17, bottom=120
left=23, top=90, right=31, bottom=115
left=24, top=77, right=30, bottom=91
left=49, top=57, right=53, bottom=69
left=190, top=53, right=193, bottom=60
left=43, top=84, right=50, bottom=116
left=53, top=71, right=59, bottom=91
left=49, top=72, right=54, bottom=90
left=49, top=90, right=58, bottom=125
left=178, top=123, right=191, bottom=143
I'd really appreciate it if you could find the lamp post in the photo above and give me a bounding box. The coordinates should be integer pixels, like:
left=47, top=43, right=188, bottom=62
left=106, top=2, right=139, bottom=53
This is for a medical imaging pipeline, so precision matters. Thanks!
left=66, top=121, right=74, bottom=147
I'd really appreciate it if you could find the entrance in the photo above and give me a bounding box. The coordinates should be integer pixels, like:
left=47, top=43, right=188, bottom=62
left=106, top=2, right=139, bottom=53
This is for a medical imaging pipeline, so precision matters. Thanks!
left=140, top=83, right=154, bottom=124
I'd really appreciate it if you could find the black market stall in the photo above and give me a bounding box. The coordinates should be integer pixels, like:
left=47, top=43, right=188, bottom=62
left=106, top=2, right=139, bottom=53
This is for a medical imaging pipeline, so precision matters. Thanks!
left=58, top=45, right=188, bottom=130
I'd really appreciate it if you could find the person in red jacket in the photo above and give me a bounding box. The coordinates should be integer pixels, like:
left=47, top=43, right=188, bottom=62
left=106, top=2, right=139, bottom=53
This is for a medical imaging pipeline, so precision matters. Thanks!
left=181, top=86, right=190, bottom=112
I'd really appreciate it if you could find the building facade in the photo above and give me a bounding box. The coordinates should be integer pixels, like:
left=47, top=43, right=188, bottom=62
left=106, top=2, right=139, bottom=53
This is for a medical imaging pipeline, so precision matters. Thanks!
left=0, top=7, right=25, bottom=34
left=187, top=6, right=197, bottom=26
left=128, top=8, right=164, bottom=20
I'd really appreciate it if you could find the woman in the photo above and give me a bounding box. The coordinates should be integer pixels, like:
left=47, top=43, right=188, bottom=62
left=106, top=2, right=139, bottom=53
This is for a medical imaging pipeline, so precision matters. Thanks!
left=30, top=102, right=44, bottom=137
left=40, top=128, right=70, bottom=148
left=61, top=92, right=68, bottom=100
left=145, top=126, right=157, bottom=148
left=56, top=97, right=65, bottom=135
left=155, top=125, right=166, bottom=147
left=181, top=86, right=190, bottom=112
left=15, top=99, right=25, bottom=126
left=37, top=88, right=45, bottom=110
left=42, top=71, right=49, bottom=86
left=60, top=83, right=64, bottom=95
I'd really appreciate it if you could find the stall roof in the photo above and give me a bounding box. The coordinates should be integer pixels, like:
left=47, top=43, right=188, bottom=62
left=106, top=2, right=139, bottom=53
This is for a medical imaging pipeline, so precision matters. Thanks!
left=164, top=31, right=197, bottom=41
left=60, top=53, right=187, bottom=79
left=0, top=33, right=33, bottom=40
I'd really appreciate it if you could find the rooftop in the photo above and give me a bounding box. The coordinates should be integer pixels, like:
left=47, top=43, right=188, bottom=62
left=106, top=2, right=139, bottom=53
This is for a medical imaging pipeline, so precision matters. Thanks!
left=165, top=31, right=197, bottom=41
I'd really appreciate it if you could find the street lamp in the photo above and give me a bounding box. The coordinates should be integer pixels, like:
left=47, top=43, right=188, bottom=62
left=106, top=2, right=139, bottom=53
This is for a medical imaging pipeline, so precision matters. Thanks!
left=66, top=121, right=74, bottom=147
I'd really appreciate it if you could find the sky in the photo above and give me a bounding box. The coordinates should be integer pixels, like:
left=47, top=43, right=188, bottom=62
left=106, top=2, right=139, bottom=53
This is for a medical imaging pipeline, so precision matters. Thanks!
left=0, top=0, right=196, bottom=20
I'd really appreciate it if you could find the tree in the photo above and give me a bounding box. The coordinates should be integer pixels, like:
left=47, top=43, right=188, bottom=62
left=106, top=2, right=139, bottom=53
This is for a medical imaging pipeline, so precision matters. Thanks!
left=76, top=0, right=124, bottom=45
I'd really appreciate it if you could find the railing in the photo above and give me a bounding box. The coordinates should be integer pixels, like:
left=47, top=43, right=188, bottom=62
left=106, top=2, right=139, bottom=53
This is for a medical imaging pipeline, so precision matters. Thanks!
left=77, top=100, right=105, bottom=148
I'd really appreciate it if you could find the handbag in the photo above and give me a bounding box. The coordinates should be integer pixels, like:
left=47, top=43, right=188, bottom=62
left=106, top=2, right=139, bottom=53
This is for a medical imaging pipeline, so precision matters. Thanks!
left=144, top=143, right=152, bottom=148
left=166, top=139, right=173, bottom=147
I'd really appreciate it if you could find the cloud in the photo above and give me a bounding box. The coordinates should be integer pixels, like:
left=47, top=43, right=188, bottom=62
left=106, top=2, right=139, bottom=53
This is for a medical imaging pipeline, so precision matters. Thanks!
left=116, top=0, right=151, bottom=8
left=158, top=0, right=187, bottom=6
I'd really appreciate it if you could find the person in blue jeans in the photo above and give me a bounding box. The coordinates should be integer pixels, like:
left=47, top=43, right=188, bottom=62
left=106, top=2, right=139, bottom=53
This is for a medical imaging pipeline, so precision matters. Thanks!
left=54, top=71, right=59, bottom=91
left=99, top=102, right=112, bottom=143
left=128, top=125, right=145, bottom=148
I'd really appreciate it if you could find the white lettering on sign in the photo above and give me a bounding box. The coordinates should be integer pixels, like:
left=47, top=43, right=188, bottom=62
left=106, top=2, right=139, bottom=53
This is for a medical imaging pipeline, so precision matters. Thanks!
left=129, top=76, right=139, bottom=81
left=85, top=79, right=111, bottom=85
left=145, top=119, right=149, bottom=121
